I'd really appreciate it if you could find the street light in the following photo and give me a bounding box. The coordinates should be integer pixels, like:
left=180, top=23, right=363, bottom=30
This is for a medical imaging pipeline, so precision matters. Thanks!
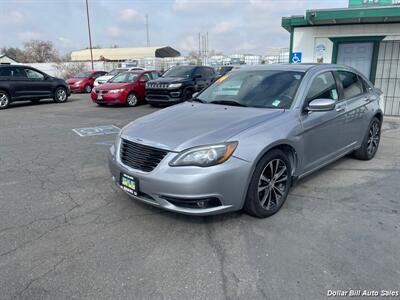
left=85, top=0, right=94, bottom=70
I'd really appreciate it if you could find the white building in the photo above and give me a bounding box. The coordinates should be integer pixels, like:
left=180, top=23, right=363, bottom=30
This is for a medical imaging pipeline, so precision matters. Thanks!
left=282, top=0, right=400, bottom=116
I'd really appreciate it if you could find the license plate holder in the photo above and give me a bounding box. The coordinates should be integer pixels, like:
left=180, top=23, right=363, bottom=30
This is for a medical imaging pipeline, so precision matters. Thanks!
left=97, top=95, right=103, bottom=100
left=120, top=173, right=138, bottom=196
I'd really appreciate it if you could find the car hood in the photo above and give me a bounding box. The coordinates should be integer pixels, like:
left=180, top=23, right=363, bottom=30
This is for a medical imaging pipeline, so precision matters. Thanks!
left=96, top=75, right=114, bottom=82
left=149, top=77, right=189, bottom=84
left=95, top=82, right=131, bottom=90
left=66, top=78, right=86, bottom=84
left=121, top=102, right=284, bottom=152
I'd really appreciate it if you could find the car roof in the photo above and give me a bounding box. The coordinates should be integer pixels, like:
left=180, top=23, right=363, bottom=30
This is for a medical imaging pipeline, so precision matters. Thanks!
left=234, top=63, right=354, bottom=73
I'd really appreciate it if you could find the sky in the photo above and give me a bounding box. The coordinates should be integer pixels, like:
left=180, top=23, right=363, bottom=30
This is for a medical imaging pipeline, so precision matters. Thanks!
left=0, top=0, right=348, bottom=55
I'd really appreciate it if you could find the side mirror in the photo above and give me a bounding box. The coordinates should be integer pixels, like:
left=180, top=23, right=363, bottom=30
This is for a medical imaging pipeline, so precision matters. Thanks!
left=306, top=98, right=336, bottom=112
left=139, top=77, right=148, bottom=83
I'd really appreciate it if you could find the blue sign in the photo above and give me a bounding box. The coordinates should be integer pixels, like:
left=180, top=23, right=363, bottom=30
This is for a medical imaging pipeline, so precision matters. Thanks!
left=290, top=52, right=302, bottom=64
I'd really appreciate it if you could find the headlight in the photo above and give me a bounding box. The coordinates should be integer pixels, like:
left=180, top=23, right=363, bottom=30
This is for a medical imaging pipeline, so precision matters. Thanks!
left=75, top=80, right=83, bottom=85
left=168, top=83, right=182, bottom=89
left=109, top=89, right=124, bottom=94
left=169, top=142, right=238, bottom=167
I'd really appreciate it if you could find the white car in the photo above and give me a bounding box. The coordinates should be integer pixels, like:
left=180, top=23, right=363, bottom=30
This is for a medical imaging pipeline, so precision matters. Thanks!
left=94, top=67, right=145, bottom=86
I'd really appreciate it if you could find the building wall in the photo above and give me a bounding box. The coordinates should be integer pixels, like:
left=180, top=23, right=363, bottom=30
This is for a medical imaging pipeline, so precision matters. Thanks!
left=292, top=23, right=400, bottom=63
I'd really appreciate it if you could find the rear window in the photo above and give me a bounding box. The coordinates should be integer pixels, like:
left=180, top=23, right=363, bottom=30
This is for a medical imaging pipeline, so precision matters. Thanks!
left=0, top=67, right=12, bottom=77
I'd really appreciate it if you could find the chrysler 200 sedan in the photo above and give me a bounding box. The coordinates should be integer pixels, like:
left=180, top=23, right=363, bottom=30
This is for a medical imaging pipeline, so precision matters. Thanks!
left=108, top=64, right=383, bottom=218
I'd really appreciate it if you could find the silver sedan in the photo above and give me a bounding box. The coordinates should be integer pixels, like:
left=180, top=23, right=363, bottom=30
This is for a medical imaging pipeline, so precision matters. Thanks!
left=108, top=64, right=383, bottom=218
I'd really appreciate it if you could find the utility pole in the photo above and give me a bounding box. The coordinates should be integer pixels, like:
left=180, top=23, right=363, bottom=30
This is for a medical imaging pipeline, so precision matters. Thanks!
left=85, top=0, right=94, bottom=70
left=145, top=14, right=150, bottom=47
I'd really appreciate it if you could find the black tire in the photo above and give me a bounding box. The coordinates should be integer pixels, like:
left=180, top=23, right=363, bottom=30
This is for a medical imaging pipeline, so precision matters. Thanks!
left=97, top=103, right=107, bottom=107
left=0, top=90, right=11, bottom=110
left=244, top=149, right=292, bottom=218
left=183, top=89, right=193, bottom=101
left=84, top=84, right=92, bottom=93
left=126, top=92, right=138, bottom=107
left=352, top=117, right=381, bottom=160
left=53, top=87, right=68, bottom=103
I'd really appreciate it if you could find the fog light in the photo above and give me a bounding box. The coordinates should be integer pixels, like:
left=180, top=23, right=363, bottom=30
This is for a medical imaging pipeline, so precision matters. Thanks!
left=197, top=200, right=206, bottom=208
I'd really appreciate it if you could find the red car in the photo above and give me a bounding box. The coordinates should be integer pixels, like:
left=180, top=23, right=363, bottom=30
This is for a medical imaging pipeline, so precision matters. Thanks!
left=91, top=70, right=160, bottom=107
left=67, top=70, right=107, bottom=93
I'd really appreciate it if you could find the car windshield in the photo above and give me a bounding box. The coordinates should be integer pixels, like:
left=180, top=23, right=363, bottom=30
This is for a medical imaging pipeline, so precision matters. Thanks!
left=108, top=72, right=138, bottom=83
left=107, top=69, right=127, bottom=76
left=163, top=66, right=194, bottom=78
left=75, top=72, right=92, bottom=78
left=196, top=70, right=304, bottom=109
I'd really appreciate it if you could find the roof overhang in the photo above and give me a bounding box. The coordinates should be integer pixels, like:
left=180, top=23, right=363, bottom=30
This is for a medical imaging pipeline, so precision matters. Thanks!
left=282, top=6, right=400, bottom=32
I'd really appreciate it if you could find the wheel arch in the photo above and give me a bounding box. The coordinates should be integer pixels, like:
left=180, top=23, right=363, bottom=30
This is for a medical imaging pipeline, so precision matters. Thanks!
left=374, top=110, right=383, bottom=123
left=0, top=88, right=12, bottom=100
left=239, top=141, right=299, bottom=209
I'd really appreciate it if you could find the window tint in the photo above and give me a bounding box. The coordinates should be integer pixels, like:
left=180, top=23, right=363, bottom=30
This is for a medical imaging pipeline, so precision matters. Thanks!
left=196, top=67, right=211, bottom=78
left=337, top=71, right=364, bottom=99
left=25, top=68, right=44, bottom=80
left=306, top=72, right=338, bottom=102
left=0, top=67, right=12, bottom=77
left=197, top=70, right=304, bottom=109
left=13, top=68, right=27, bottom=77
left=151, top=72, right=160, bottom=79
left=141, top=73, right=151, bottom=81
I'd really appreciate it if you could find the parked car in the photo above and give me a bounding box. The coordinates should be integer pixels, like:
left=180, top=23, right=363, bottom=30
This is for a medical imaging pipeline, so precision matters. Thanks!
left=108, top=64, right=383, bottom=218
left=0, top=64, right=70, bottom=110
left=94, top=67, right=145, bottom=87
left=91, top=70, right=159, bottom=107
left=145, top=65, right=216, bottom=106
left=66, top=70, right=107, bottom=93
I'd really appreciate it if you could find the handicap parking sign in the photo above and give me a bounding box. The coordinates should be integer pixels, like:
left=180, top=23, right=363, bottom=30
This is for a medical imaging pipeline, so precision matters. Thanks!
left=290, top=52, right=302, bottom=64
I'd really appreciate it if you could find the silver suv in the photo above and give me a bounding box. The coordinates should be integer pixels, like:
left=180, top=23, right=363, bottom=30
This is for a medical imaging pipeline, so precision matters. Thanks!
left=108, top=64, right=383, bottom=218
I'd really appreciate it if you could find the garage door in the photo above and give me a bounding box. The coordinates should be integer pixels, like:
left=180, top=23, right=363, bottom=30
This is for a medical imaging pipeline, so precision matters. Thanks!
left=375, top=41, right=400, bottom=116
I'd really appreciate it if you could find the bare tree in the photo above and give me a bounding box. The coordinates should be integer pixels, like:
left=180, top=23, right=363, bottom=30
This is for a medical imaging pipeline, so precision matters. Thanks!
left=54, top=62, right=86, bottom=79
left=0, top=47, right=29, bottom=62
left=23, top=40, right=60, bottom=63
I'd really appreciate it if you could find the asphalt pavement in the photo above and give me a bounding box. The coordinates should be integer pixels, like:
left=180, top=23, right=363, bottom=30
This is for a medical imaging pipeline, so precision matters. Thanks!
left=0, top=94, right=399, bottom=300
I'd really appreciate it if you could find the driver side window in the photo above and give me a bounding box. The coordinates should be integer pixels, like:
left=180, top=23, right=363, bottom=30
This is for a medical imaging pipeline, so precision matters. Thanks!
left=25, top=68, right=44, bottom=80
left=306, top=72, right=338, bottom=104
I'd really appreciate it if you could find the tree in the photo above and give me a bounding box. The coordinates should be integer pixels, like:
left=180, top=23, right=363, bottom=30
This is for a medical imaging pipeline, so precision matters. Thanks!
left=0, top=47, right=29, bottom=62
left=23, top=40, right=60, bottom=63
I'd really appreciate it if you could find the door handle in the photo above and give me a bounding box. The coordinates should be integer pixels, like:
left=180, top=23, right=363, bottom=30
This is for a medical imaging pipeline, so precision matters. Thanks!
left=362, top=96, right=370, bottom=102
left=336, top=106, right=345, bottom=112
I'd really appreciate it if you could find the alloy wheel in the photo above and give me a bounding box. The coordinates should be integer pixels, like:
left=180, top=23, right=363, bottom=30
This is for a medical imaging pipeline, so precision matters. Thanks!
left=57, top=89, right=67, bottom=102
left=0, top=93, right=9, bottom=108
left=367, top=121, right=380, bottom=156
left=85, top=85, right=92, bottom=93
left=127, top=94, right=138, bottom=106
left=257, top=158, right=289, bottom=210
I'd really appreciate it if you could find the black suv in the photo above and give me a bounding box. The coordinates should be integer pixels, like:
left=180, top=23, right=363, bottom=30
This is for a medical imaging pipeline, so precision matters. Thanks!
left=0, top=65, right=70, bottom=110
left=145, top=65, right=216, bottom=106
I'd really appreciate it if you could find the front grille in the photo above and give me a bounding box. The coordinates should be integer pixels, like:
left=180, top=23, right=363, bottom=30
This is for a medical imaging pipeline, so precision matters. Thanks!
left=95, top=90, right=109, bottom=95
left=120, top=139, right=168, bottom=172
left=147, top=83, right=169, bottom=89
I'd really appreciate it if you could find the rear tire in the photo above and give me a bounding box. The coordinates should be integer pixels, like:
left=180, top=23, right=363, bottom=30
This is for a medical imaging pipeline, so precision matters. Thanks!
left=53, top=87, right=68, bottom=103
left=352, top=117, right=381, bottom=160
left=0, top=90, right=10, bottom=110
left=244, top=149, right=292, bottom=218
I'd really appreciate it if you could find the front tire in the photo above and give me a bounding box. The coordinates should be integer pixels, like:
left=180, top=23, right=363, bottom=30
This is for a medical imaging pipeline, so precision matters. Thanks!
left=53, top=87, right=68, bottom=103
left=183, top=89, right=193, bottom=102
left=352, top=117, right=381, bottom=160
left=126, top=93, right=138, bottom=107
left=84, top=84, right=92, bottom=93
left=0, top=90, right=11, bottom=110
left=244, top=149, right=292, bottom=218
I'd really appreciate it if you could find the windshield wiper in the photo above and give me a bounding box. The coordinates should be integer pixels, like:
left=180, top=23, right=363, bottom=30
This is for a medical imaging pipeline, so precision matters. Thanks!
left=210, top=100, right=248, bottom=107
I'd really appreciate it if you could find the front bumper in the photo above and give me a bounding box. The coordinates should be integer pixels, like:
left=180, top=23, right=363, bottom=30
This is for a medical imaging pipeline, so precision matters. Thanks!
left=68, top=84, right=84, bottom=93
left=146, top=88, right=183, bottom=104
left=91, top=92, right=127, bottom=104
left=108, top=145, right=251, bottom=216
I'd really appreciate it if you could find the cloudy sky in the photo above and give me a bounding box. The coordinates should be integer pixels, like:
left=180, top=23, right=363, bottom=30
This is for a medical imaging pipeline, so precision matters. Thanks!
left=0, top=0, right=348, bottom=55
